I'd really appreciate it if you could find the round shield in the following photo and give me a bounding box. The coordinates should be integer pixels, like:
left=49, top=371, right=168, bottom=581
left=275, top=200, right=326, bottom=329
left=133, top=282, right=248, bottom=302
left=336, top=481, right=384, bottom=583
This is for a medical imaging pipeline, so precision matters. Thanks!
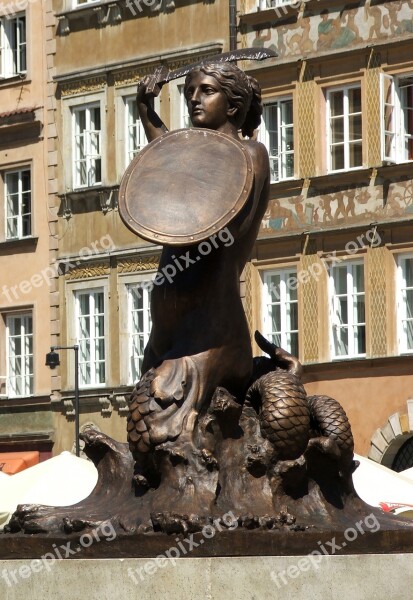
left=118, top=128, right=254, bottom=246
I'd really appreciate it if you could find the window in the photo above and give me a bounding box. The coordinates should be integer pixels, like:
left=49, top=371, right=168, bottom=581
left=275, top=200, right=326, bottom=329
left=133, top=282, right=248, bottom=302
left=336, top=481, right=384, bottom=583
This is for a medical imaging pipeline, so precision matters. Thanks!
left=75, top=0, right=100, bottom=5
left=259, top=98, right=294, bottom=183
left=125, top=96, right=151, bottom=164
left=128, top=283, right=152, bottom=383
left=75, top=290, right=105, bottom=386
left=118, top=271, right=156, bottom=385
left=262, top=269, right=298, bottom=357
left=178, top=84, right=191, bottom=128
left=6, top=313, right=33, bottom=398
left=258, top=0, right=293, bottom=8
left=4, top=168, right=31, bottom=239
left=329, top=262, right=365, bottom=359
left=327, top=86, right=362, bottom=172
left=72, top=104, right=102, bottom=188
left=392, top=436, right=413, bottom=472
left=397, top=255, right=413, bottom=353
left=381, top=74, right=413, bottom=163
left=0, top=15, right=26, bottom=78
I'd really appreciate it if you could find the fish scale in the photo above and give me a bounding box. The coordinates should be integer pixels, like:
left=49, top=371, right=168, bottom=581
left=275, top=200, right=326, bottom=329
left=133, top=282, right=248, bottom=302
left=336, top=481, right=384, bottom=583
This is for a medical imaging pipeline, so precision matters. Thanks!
left=307, top=394, right=354, bottom=455
left=248, top=370, right=311, bottom=460
left=127, top=368, right=155, bottom=456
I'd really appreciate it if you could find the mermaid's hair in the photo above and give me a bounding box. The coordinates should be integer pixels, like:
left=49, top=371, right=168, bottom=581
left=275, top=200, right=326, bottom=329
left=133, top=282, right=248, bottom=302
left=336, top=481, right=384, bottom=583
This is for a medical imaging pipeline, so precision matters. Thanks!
left=184, top=62, right=262, bottom=138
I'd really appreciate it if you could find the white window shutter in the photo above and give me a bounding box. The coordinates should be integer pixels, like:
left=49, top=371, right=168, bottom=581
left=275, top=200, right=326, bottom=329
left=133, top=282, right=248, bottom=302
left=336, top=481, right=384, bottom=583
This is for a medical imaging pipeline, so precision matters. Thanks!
left=380, top=72, right=396, bottom=163
left=0, top=19, right=4, bottom=78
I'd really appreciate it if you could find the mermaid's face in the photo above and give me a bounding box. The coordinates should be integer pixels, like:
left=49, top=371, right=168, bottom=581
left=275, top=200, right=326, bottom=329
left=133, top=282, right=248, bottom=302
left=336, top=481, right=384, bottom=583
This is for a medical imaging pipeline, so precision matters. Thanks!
left=185, top=72, right=236, bottom=131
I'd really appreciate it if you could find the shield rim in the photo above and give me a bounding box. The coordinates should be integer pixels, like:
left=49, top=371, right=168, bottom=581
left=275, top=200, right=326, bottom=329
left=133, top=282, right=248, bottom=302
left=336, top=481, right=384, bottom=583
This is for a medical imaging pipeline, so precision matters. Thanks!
left=118, top=128, right=254, bottom=246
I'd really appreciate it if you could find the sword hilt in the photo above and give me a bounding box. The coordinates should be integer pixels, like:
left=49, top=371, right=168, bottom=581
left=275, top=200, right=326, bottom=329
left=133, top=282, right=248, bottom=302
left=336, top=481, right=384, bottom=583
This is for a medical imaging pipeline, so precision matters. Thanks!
left=146, top=65, right=169, bottom=96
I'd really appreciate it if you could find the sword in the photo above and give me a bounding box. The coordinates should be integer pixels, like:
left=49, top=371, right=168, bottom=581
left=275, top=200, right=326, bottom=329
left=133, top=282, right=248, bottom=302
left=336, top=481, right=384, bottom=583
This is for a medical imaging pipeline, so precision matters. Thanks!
left=146, top=47, right=278, bottom=95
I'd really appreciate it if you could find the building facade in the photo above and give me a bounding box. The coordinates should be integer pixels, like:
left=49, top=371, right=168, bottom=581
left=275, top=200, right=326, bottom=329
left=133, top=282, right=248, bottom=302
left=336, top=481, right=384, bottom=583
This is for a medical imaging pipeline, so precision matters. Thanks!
left=239, top=0, right=413, bottom=468
left=0, top=0, right=54, bottom=460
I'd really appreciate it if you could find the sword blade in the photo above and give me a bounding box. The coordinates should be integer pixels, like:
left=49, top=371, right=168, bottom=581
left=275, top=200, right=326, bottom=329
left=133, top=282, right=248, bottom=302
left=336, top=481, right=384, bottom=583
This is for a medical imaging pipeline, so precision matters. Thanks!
left=162, top=48, right=278, bottom=85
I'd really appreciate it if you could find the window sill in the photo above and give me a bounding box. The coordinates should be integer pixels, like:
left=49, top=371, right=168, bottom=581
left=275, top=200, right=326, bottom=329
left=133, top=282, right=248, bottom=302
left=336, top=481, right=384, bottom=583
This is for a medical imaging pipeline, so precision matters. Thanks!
left=0, top=74, right=29, bottom=88
left=269, top=169, right=373, bottom=195
left=303, top=168, right=373, bottom=191
left=56, top=0, right=118, bottom=19
left=302, top=354, right=413, bottom=382
left=0, top=394, right=51, bottom=408
left=331, top=355, right=366, bottom=362
left=376, top=161, right=413, bottom=179
left=0, top=236, right=38, bottom=253
left=71, top=183, right=104, bottom=193
left=55, top=0, right=144, bottom=34
left=327, top=166, right=364, bottom=176
left=239, top=2, right=301, bottom=28
left=51, top=387, right=130, bottom=416
left=269, top=177, right=304, bottom=195
left=58, top=186, right=118, bottom=215
left=0, top=394, right=34, bottom=401
left=78, top=384, right=107, bottom=390
left=0, top=112, right=42, bottom=142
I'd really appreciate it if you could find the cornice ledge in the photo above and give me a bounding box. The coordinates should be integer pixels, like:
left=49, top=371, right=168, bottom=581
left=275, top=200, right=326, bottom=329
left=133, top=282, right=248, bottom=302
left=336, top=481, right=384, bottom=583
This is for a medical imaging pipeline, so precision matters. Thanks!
left=54, top=41, right=224, bottom=85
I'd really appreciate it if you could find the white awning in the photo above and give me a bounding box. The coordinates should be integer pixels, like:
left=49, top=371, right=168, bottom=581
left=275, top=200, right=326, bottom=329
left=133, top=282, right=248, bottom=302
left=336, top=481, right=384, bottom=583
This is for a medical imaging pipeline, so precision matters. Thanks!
left=0, top=451, right=98, bottom=530
left=353, top=453, right=413, bottom=517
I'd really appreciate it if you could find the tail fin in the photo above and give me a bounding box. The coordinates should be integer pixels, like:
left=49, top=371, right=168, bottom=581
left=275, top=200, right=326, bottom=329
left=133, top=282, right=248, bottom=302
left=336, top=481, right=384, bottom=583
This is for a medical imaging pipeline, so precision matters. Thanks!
left=254, top=330, right=277, bottom=359
left=254, top=330, right=302, bottom=378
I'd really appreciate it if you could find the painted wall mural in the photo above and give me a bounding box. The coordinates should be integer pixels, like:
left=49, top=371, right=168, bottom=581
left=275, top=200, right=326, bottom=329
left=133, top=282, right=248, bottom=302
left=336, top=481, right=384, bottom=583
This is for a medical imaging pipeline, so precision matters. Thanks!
left=259, top=178, right=413, bottom=236
left=248, top=1, right=413, bottom=59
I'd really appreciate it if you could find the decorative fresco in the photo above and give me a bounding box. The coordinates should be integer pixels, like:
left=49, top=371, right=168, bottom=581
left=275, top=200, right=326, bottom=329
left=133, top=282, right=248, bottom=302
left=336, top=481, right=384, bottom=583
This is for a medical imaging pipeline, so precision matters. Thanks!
left=259, top=178, right=413, bottom=235
left=248, top=1, right=413, bottom=59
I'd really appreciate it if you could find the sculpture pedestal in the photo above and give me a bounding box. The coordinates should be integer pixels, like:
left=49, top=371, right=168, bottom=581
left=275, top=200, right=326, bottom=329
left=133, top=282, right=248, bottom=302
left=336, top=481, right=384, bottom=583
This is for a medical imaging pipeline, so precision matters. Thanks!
left=1, top=555, right=413, bottom=599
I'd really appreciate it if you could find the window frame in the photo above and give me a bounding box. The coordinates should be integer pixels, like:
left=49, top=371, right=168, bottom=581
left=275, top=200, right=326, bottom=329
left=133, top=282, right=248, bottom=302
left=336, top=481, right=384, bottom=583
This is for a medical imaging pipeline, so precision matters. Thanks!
left=74, top=287, right=106, bottom=388
left=326, top=84, right=363, bottom=173
left=258, top=96, right=294, bottom=184
left=66, top=277, right=109, bottom=390
left=178, top=83, right=191, bottom=129
left=169, top=78, right=192, bottom=130
left=127, top=282, right=152, bottom=384
left=5, top=311, right=34, bottom=399
left=4, top=167, right=32, bottom=240
left=0, top=14, right=27, bottom=79
left=397, top=253, right=413, bottom=355
left=261, top=267, right=299, bottom=357
left=62, top=91, right=106, bottom=193
left=115, top=85, right=160, bottom=176
left=380, top=73, right=413, bottom=164
left=328, top=260, right=366, bottom=360
left=72, top=103, right=102, bottom=189
left=125, top=96, right=149, bottom=165
left=118, top=270, right=157, bottom=386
